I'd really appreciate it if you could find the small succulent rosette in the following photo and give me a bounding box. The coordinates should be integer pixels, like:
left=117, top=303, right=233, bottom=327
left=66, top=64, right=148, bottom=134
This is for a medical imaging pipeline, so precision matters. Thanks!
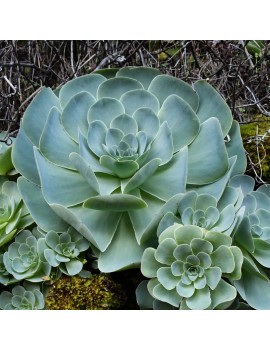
left=0, top=253, right=18, bottom=285
left=0, top=282, right=44, bottom=310
left=138, top=224, right=243, bottom=310
left=156, top=188, right=245, bottom=239
left=232, top=180, right=270, bottom=309
left=43, top=227, right=90, bottom=276
left=12, top=67, right=246, bottom=272
left=0, top=178, right=33, bottom=247
left=3, top=229, right=51, bottom=282
left=235, top=183, right=270, bottom=265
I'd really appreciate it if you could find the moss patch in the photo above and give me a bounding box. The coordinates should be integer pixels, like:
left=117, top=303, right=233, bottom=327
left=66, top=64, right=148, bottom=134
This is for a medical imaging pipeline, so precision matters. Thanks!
left=45, top=274, right=127, bottom=310
left=240, top=115, right=270, bottom=183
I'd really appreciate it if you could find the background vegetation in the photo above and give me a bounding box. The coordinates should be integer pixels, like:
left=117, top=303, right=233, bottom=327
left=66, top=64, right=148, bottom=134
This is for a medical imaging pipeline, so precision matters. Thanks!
left=1, top=40, right=270, bottom=183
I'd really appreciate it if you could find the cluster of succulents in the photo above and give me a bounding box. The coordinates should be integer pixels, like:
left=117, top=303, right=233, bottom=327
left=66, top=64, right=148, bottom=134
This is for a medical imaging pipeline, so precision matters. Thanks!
left=0, top=66, right=269, bottom=309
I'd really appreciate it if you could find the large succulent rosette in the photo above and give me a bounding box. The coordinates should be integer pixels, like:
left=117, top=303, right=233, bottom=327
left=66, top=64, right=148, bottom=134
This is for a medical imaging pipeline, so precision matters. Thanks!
left=12, top=67, right=246, bottom=272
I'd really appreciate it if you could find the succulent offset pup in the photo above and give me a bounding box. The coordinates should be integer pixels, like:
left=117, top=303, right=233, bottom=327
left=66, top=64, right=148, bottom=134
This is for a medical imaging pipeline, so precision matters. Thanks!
left=12, top=67, right=247, bottom=273
left=0, top=177, right=33, bottom=248
left=0, top=282, right=44, bottom=310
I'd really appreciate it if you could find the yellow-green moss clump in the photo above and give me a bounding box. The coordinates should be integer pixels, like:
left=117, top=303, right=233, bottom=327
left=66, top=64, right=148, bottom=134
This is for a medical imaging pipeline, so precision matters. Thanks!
left=240, top=116, right=270, bottom=183
left=45, top=274, right=126, bottom=310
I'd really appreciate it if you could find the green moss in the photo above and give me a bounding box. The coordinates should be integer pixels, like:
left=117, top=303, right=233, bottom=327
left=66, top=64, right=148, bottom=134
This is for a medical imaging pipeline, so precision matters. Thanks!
left=240, top=116, right=270, bottom=183
left=45, top=274, right=126, bottom=310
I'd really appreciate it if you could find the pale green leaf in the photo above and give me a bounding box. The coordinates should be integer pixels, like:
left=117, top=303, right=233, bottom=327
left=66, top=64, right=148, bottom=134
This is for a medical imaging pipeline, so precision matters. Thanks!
left=84, top=194, right=147, bottom=211
left=194, top=80, right=233, bottom=136
left=88, top=97, right=125, bottom=126
left=97, top=77, right=143, bottom=99
left=17, top=177, right=68, bottom=232
left=39, top=107, right=79, bottom=169
left=61, top=91, right=96, bottom=141
left=59, top=74, right=106, bottom=108
left=117, top=66, right=162, bottom=89
left=186, top=286, right=211, bottom=309
left=120, top=89, right=160, bottom=115
left=22, top=88, right=61, bottom=146
left=158, top=94, right=200, bottom=152
left=34, top=148, right=97, bottom=206
left=98, top=214, right=144, bottom=272
left=141, top=248, right=162, bottom=278
left=187, top=117, right=229, bottom=185
left=148, top=75, right=199, bottom=111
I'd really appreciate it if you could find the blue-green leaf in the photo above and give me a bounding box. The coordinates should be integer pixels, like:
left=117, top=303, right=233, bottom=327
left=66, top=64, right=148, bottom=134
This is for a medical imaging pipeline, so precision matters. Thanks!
left=194, top=80, right=233, bottom=136
left=59, top=74, right=106, bottom=108
left=158, top=95, right=200, bottom=152
left=148, top=75, right=199, bottom=111
left=61, top=92, right=96, bottom=142
left=87, top=97, right=125, bottom=126
left=187, top=117, right=229, bottom=185
left=84, top=194, right=147, bottom=211
left=97, top=77, right=143, bottom=99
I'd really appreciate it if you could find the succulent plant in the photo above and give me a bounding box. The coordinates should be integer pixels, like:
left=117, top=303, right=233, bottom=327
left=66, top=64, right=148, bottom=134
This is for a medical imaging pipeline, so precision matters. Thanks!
left=156, top=187, right=244, bottom=238
left=12, top=67, right=247, bottom=272
left=0, top=132, right=15, bottom=176
left=0, top=177, right=33, bottom=248
left=43, top=227, right=90, bottom=276
left=3, top=229, right=51, bottom=282
left=138, top=223, right=243, bottom=309
left=230, top=177, right=270, bottom=309
left=0, top=253, right=18, bottom=285
left=0, top=282, right=44, bottom=310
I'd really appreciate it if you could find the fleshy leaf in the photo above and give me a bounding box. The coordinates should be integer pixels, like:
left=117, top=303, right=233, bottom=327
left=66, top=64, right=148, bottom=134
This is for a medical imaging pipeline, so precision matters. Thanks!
left=22, top=88, right=61, bottom=146
left=98, top=214, right=144, bottom=272
left=123, top=158, right=161, bottom=194
left=133, top=108, right=160, bottom=143
left=141, top=248, right=162, bottom=278
left=143, top=122, right=173, bottom=166
left=61, top=91, right=96, bottom=141
left=148, top=75, right=199, bottom=111
left=204, top=267, right=222, bottom=290
left=186, top=286, right=211, bottom=309
left=210, top=279, right=237, bottom=310
left=117, top=67, right=162, bottom=89
left=155, top=238, right=177, bottom=265
left=194, top=80, right=233, bottom=136
left=120, top=89, right=160, bottom=115
left=176, top=281, right=195, bottom=298
left=100, top=155, right=139, bottom=178
left=187, top=117, right=229, bottom=185
left=136, top=280, right=155, bottom=309
left=157, top=267, right=180, bottom=290
left=211, top=246, right=235, bottom=273
left=88, top=97, right=125, bottom=127
left=39, top=107, right=78, bottom=169
left=141, top=147, right=187, bottom=201
left=65, top=260, right=83, bottom=276
left=174, top=225, right=203, bottom=245
left=158, top=94, right=200, bottom=152
left=17, top=177, right=68, bottom=232
left=84, top=194, right=147, bottom=211
left=97, top=77, right=143, bottom=99
left=59, top=74, right=106, bottom=108
left=34, top=148, right=97, bottom=206
left=11, top=128, right=40, bottom=185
